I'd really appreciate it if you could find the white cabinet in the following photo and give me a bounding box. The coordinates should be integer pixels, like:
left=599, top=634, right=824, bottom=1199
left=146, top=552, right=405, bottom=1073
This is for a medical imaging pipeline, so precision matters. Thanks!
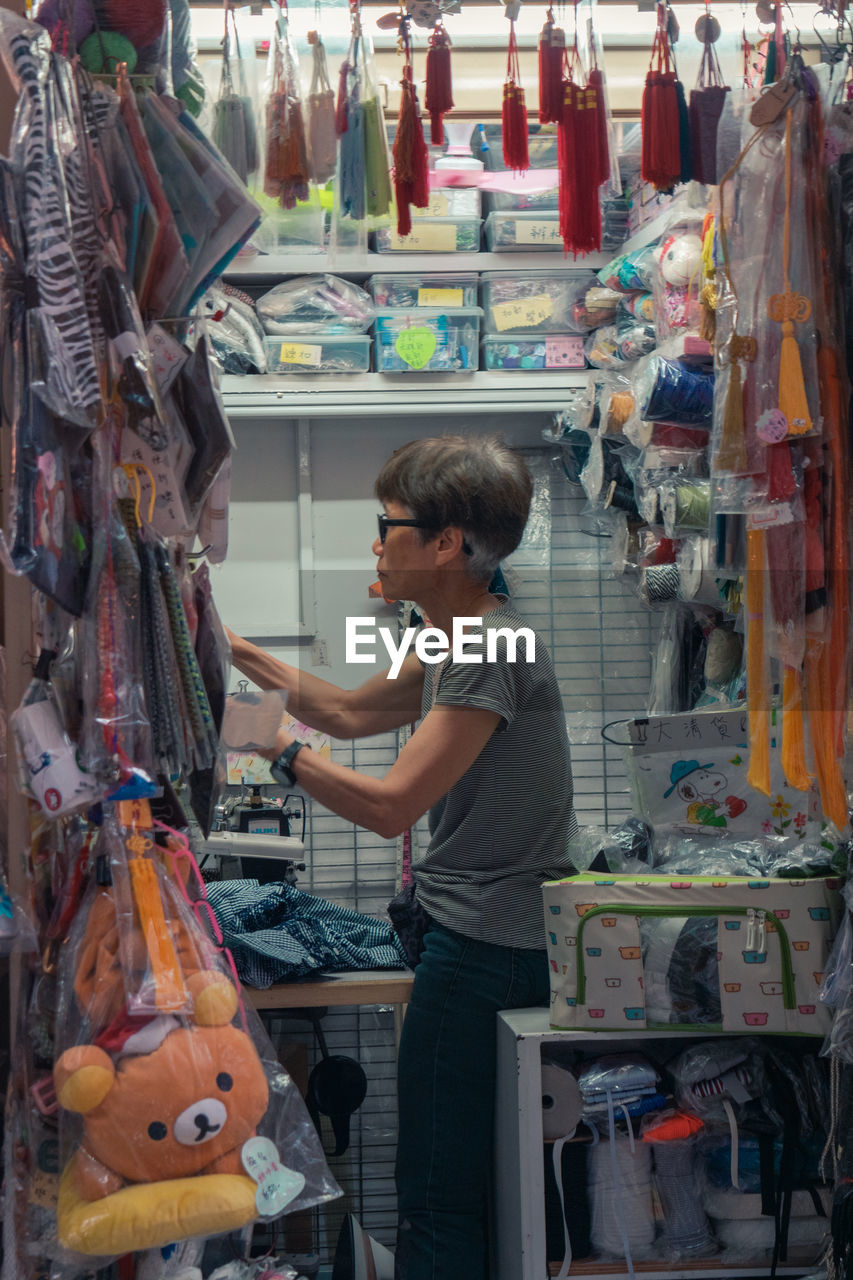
left=494, top=1008, right=818, bottom=1280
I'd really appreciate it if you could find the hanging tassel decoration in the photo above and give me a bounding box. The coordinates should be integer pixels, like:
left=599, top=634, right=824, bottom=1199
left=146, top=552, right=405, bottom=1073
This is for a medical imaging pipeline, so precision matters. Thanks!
left=213, top=10, right=257, bottom=184
left=746, top=528, right=771, bottom=796
left=588, top=64, right=611, bottom=188
left=538, top=8, right=566, bottom=125
left=502, top=19, right=529, bottom=173
left=714, top=333, right=756, bottom=473
left=767, top=109, right=813, bottom=436
left=425, top=20, right=453, bottom=146
left=641, top=3, right=682, bottom=191
left=698, top=213, right=717, bottom=342
left=307, top=30, right=337, bottom=184
left=393, top=22, right=429, bottom=238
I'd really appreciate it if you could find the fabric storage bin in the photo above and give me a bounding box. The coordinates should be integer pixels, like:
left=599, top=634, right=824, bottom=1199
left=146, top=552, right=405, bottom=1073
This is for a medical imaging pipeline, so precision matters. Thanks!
left=481, top=272, right=599, bottom=334
left=368, top=273, right=479, bottom=310
left=373, top=218, right=481, bottom=254
left=484, top=211, right=562, bottom=252
left=263, top=335, right=371, bottom=374
left=373, top=308, right=482, bottom=373
left=481, top=334, right=585, bottom=371
left=543, top=872, right=839, bottom=1034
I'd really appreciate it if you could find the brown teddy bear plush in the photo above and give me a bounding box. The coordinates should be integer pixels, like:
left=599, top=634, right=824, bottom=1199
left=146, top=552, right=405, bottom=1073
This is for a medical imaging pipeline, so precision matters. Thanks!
left=54, top=971, right=269, bottom=1202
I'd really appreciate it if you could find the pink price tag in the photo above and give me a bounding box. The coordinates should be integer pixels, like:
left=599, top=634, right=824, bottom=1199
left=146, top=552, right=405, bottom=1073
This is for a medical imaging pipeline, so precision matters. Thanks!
left=545, top=336, right=585, bottom=369
left=756, top=408, right=788, bottom=444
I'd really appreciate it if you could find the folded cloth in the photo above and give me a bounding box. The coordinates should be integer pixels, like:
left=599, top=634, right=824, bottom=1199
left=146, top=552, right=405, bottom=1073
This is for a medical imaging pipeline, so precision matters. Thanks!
left=206, top=879, right=407, bottom=987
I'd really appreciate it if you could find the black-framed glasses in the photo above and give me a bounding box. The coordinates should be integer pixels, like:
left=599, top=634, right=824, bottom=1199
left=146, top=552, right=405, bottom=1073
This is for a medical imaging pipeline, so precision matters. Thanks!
left=377, top=514, right=435, bottom=543
left=377, top=513, right=473, bottom=555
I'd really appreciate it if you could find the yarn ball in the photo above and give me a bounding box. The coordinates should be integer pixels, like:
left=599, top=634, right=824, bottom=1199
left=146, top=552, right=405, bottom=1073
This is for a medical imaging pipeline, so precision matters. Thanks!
left=35, top=0, right=96, bottom=48
left=96, top=0, right=167, bottom=50
left=80, top=30, right=138, bottom=75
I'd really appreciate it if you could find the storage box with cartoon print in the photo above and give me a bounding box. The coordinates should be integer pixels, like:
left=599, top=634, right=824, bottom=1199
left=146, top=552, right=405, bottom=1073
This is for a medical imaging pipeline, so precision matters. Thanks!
left=542, top=872, right=840, bottom=1034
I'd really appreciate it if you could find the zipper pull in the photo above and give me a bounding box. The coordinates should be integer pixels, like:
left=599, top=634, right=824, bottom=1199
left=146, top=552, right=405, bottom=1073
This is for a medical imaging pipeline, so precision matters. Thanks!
left=755, top=909, right=766, bottom=955
left=746, top=908, right=755, bottom=951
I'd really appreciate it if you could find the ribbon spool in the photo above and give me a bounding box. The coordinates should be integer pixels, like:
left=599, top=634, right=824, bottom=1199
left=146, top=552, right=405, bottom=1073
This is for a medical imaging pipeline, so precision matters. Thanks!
left=661, top=479, right=711, bottom=534
left=676, top=536, right=721, bottom=605
left=542, top=1062, right=584, bottom=1141
left=640, top=356, right=714, bottom=425
left=642, top=562, right=680, bottom=604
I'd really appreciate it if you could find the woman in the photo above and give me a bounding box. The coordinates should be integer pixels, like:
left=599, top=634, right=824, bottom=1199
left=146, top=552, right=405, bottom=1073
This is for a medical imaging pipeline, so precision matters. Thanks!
left=228, top=434, right=577, bottom=1280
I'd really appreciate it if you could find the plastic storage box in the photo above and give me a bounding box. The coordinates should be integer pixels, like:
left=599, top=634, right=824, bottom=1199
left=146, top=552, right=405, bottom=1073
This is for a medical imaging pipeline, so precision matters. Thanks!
left=484, top=211, right=562, bottom=252
left=481, top=272, right=601, bottom=334
left=264, top=334, right=371, bottom=374
left=368, top=273, right=479, bottom=309
left=374, top=217, right=481, bottom=254
left=481, top=334, right=585, bottom=371
left=374, top=308, right=482, bottom=373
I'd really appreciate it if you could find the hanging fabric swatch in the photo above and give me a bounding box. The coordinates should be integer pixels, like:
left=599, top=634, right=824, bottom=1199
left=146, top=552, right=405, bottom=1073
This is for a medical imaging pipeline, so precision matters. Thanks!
left=425, top=19, right=453, bottom=146
left=264, top=0, right=310, bottom=210
left=213, top=7, right=258, bottom=185
left=392, top=14, right=429, bottom=237
left=689, top=8, right=729, bottom=184
left=307, top=27, right=337, bottom=184
left=501, top=18, right=529, bottom=173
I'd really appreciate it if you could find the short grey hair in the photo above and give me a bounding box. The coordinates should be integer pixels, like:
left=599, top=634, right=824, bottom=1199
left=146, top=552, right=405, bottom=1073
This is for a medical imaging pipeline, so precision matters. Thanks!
left=375, top=435, right=532, bottom=583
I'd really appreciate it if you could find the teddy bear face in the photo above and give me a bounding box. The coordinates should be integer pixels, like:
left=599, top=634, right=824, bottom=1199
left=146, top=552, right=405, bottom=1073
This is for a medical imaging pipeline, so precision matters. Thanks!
left=80, top=1023, right=269, bottom=1185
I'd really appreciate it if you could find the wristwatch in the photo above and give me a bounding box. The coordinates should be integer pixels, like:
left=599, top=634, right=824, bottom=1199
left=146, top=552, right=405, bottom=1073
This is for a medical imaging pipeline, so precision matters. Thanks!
left=269, top=740, right=311, bottom=787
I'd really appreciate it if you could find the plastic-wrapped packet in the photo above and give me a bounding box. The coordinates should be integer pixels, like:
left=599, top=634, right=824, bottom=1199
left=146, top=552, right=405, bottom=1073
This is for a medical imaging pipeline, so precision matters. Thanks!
left=641, top=914, right=721, bottom=1025
left=598, top=244, right=659, bottom=293
left=198, top=286, right=268, bottom=375
left=257, top=274, right=375, bottom=335
left=99, top=249, right=169, bottom=451
left=49, top=808, right=341, bottom=1269
left=545, top=383, right=597, bottom=440
left=584, top=321, right=655, bottom=370
left=643, top=1128, right=717, bottom=1259
left=567, top=818, right=654, bottom=874
left=579, top=434, right=640, bottom=519
left=0, top=12, right=101, bottom=432
left=11, top=653, right=104, bottom=819
left=263, top=0, right=309, bottom=210
left=213, top=7, right=258, bottom=187
left=652, top=218, right=705, bottom=343
left=578, top=1054, right=660, bottom=1119
left=635, top=354, right=715, bottom=425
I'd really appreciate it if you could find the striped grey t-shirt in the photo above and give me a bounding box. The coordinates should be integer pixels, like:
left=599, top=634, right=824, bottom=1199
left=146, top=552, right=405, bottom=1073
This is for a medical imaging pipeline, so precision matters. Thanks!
left=414, top=601, right=578, bottom=950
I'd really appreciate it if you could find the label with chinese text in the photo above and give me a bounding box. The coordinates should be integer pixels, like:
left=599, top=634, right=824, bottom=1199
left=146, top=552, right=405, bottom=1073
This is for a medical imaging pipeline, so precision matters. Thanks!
left=493, top=295, right=554, bottom=332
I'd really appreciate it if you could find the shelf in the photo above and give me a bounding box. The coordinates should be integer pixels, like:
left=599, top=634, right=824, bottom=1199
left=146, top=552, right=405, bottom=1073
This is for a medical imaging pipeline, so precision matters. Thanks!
left=224, top=250, right=612, bottom=278
left=220, top=370, right=591, bottom=417
left=549, top=1263, right=811, bottom=1278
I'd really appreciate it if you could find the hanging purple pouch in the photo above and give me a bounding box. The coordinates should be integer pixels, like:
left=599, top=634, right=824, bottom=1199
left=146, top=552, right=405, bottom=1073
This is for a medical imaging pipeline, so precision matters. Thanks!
left=689, top=84, right=729, bottom=185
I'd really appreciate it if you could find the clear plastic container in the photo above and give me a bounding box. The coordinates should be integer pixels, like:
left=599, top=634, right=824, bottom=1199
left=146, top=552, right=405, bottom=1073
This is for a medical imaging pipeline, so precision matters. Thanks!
left=374, top=308, right=482, bottom=373
left=483, top=185, right=559, bottom=214
left=263, top=334, right=371, bottom=374
left=481, top=332, right=586, bottom=371
left=419, top=187, right=481, bottom=218
left=484, top=211, right=562, bottom=252
left=373, top=217, right=481, bottom=254
left=481, top=271, right=602, bottom=334
left=368, top=273, right=479, bottom=310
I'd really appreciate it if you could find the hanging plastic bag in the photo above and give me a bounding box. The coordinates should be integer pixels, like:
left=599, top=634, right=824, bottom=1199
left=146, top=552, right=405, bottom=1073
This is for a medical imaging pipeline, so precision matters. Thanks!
left=213, top=7, right=259, bottom=186
left=307, top=29, right=337, bottom=185
left=264, top=1, right=310, bottom=210
left=50, top=806, right=341, bottom=1264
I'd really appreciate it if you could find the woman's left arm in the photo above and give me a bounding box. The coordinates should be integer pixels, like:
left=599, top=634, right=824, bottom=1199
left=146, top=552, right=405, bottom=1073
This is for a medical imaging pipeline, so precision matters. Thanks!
left=263, top=704, right=501, bottom=840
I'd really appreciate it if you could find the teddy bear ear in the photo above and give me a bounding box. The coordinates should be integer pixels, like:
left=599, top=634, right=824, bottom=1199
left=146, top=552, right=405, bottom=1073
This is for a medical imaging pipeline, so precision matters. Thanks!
left=187, top=970, right=239, bottom=1027
left=54, top=1046, right=115, bottom=1114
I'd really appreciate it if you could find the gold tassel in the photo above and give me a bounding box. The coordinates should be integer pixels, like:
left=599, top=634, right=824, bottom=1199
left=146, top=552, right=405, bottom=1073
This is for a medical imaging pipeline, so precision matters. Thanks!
left=699, top=282, right=717, bottom=343
left=776, top=318, right=813, bottom=435
left=746, top=529, right=771, bottom=796
left=781, top=665, right=811, bottom=790
left=714, top=358, right=748, bottom=472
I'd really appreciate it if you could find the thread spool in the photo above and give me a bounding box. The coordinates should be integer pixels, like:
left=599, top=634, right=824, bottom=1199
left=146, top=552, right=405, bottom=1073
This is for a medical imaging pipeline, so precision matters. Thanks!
left=603, top=389, right=636, bottom=435
left=638, top=483, right=663, bottom=526
left=642, top=563, right=680, bottom=604
left=559, top=429, right=593, bottom=485
left=661, top=480, right=712, bottom=534
left=704, top=626, right=743, bottom=685
left=676, top=537, right=720, bottom=605
left=639, top=356, right=714, bottom=425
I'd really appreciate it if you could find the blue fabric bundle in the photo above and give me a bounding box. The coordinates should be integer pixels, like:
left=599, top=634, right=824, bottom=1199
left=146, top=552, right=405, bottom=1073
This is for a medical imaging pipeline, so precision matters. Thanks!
left=206, top=879, right=407, bottom=987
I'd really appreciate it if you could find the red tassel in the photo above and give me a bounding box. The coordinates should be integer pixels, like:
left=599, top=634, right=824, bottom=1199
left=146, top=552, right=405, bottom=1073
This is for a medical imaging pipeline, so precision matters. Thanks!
left=393, top=66, right=429, bottom=236
left=425, top=21, right=453, bottom=146
left=538, top=11, right=565, bottom=124
left=558, top=74, right=602, bottom=257
left=588, top=66, right=610, bottom=187
left=502, top=20, right=529, bottom=172
left=641, top=5, right=681, bottom=190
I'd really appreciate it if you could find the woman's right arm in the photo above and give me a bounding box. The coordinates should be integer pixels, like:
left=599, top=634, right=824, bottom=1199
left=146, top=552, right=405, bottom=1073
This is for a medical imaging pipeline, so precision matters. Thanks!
left=227, top=631, right=425, bottom=739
